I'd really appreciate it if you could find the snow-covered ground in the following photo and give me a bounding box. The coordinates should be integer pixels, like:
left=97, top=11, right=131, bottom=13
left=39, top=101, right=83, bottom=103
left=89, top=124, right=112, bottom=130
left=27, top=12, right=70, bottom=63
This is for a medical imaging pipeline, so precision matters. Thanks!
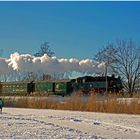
left=0, top=108, right=140, bottom=139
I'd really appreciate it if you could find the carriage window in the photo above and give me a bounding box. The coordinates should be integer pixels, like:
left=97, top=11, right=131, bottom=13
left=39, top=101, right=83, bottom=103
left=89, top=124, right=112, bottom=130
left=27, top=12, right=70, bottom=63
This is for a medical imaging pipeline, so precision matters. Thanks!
left=56, top=83, right=64, bottom=89
left=90, top=84, right=93, bottom=87
left=56, top=84, right=60, bottom=89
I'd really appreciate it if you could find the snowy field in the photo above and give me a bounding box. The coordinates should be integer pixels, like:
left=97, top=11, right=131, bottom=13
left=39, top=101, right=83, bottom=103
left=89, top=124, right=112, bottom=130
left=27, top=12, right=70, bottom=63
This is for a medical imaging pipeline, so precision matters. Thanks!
left=0, top=108, right=140, bottom=139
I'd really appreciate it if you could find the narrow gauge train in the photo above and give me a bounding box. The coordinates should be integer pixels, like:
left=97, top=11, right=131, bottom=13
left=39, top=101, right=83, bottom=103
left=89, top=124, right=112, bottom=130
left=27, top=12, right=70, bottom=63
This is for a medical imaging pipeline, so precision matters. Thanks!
left=0, top=75, right=123, bottom=96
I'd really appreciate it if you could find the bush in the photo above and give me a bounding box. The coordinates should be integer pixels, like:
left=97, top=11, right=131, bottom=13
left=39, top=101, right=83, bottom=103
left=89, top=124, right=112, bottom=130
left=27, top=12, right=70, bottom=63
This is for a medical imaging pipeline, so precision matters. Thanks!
left=2, top=94, right=140, bottom=114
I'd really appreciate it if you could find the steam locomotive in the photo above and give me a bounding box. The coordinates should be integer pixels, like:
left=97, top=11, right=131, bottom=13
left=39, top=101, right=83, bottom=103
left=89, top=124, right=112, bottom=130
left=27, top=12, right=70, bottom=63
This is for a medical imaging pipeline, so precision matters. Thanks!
left=72, top=74, right=123, bottom=94
left=0, top=75, right=123, bottom=96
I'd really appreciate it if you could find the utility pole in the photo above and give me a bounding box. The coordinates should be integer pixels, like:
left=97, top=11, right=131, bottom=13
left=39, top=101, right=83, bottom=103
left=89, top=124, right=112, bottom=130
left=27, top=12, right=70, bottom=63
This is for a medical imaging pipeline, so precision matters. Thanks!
left=105, top=62, right=108, bottom=94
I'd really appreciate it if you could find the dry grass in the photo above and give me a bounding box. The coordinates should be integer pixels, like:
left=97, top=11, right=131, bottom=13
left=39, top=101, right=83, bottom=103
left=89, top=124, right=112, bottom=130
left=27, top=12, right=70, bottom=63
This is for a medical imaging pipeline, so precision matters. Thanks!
left=2, top=93, right=140, bottom=114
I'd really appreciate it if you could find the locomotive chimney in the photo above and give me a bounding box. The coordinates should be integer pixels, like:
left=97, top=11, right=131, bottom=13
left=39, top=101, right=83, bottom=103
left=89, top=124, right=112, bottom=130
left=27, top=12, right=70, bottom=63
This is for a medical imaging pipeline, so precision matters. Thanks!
left=112, top=74, right=115, bottom=78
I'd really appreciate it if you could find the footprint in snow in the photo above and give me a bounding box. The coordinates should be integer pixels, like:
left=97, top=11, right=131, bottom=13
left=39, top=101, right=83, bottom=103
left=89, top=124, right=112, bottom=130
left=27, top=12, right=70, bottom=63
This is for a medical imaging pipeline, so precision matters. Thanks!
left=70, top=119, right=82, bottom=122
left=93, top=120, right=101, bottom=125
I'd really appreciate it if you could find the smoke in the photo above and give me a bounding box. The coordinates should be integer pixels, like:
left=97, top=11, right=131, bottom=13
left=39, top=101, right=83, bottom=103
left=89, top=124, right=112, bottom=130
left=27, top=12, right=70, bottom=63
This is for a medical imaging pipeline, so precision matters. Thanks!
left=0, top=58, right=14, bottom=74
left=0, top=52, right=106, bottom=80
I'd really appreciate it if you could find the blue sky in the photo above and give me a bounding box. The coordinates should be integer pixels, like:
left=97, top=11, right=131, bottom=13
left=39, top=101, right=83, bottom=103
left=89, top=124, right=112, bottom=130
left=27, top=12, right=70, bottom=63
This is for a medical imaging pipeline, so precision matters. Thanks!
left=0, top=1, right=140, bottom=59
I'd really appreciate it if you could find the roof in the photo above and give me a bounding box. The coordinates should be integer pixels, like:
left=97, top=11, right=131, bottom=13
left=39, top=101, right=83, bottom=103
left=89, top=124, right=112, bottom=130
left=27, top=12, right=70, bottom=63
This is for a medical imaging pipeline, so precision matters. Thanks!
left=0, top=79, right=71, bottom=84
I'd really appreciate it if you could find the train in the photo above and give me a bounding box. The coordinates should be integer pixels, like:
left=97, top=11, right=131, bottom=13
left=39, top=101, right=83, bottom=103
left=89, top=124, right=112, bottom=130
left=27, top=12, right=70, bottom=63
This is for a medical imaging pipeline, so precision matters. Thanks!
left=0, top=74, right=123, bottom=96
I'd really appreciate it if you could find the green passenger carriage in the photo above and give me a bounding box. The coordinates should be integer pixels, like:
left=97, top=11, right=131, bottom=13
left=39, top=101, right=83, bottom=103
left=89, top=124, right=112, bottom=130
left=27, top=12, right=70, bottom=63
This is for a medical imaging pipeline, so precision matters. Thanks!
left=0, top=81, right=28, bottom=95
left=35, top=80, right=73, bottom=96
left=0, top=80, right=73, bottom=96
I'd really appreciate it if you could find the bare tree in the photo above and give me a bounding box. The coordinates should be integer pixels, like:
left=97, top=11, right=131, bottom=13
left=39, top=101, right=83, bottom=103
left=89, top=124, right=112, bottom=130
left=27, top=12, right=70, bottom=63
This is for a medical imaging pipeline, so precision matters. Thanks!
left=25, top=72, right=37, bottom=81
left=95, top=42, right=118, bottom=75
left=34, top=42, right=55, bottom=57
left=113, top=40, right=140, bottom=96
left=95, top=39, right=140, bottom=96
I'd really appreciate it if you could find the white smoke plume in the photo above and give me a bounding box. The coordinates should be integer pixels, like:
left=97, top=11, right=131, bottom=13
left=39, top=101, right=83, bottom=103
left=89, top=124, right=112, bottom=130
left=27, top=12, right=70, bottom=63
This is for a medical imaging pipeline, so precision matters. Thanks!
left=0, top=58, right=13, bottom=74
left=0, top=52, right=106, bottom=80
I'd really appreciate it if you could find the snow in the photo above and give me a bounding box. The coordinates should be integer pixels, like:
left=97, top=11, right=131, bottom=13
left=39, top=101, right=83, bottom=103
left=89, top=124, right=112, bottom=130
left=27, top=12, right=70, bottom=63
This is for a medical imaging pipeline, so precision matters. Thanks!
left=0, top=108, right=140, bottom=139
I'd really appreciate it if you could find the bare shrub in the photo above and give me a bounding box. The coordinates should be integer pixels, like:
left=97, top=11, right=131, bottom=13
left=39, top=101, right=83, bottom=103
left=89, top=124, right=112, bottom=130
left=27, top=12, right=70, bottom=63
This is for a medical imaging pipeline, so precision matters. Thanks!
left=2, top=93, right=140, bottom=114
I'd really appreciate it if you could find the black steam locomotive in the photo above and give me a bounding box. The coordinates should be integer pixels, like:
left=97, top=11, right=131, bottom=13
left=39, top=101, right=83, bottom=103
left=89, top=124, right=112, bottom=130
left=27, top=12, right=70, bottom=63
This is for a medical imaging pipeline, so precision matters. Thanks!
left=72, top=74, right=123, bottom=94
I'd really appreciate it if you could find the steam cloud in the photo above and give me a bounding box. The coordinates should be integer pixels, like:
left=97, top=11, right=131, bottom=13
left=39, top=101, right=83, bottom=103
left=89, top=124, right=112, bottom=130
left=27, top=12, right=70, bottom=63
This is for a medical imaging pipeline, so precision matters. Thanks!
left=0, top=52, right=105, bottom=80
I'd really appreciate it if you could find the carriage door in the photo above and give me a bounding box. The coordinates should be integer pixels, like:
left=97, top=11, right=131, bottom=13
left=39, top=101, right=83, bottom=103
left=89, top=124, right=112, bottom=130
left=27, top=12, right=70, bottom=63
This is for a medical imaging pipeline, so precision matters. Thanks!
left=27, top=82, right=35, bottom=94
left=52, top=83, right=55, bottom=92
